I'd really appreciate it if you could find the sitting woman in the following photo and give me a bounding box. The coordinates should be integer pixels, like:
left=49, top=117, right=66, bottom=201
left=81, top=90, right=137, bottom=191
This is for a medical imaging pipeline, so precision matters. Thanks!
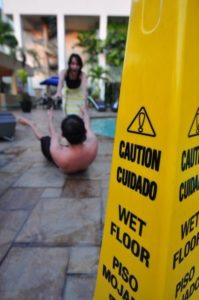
left=54, top=53, right=87, bottom=116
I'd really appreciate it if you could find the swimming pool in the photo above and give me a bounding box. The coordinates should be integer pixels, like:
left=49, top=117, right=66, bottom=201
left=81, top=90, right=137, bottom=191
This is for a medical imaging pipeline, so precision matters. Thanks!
left=91, top=117, right=116, bottom=138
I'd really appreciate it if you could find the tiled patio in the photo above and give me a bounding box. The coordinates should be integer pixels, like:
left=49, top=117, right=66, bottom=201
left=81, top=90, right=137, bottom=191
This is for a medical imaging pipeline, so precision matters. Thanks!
left=0, top=108, right=115, bottom=300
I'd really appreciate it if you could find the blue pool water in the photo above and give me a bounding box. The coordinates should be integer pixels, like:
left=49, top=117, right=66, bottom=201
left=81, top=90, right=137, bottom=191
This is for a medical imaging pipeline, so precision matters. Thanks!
left=91, top=118, right=116, bottom=138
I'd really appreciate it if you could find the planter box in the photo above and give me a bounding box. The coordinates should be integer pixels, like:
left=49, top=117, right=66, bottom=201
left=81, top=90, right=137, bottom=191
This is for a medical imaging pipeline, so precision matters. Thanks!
left=0, top=112, right=16, bottom=141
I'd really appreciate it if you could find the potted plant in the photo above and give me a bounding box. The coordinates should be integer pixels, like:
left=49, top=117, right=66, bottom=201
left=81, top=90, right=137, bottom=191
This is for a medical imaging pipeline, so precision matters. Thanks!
left=20, top=92, right=32, bottom=112
left=16, top=68, right=32, bottom=112
left=88, top=65, right=111, bottom=99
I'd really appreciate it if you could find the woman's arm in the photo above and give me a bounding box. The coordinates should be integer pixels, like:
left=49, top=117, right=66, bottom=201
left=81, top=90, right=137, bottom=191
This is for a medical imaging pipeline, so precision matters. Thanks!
left=54, top=69, right=66, bottom=98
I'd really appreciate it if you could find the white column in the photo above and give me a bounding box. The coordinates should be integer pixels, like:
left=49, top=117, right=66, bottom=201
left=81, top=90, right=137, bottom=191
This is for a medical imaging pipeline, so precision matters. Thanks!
left=12, top=14, right=23, bottom=95
left=13, top=13, right=23, bottom=48
left=57, top=14, right=66, bottom=72
left=99, top=14, right=107, bottom=100
left=11, top=73, right=17, bottom=95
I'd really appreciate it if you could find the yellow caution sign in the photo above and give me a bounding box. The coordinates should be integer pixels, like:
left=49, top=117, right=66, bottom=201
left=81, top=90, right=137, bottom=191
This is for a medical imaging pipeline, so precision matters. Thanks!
left=94, top=0, right=199, bottom=299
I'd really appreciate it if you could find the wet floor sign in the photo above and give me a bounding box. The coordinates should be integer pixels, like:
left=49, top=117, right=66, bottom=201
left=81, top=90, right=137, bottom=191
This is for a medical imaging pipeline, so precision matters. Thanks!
left=94, top=0, right=199, bottom=299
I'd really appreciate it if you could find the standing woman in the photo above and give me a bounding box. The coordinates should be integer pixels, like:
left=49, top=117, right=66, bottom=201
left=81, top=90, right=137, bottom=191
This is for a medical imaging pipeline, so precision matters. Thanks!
left=55, top=53, right=87, bottom=116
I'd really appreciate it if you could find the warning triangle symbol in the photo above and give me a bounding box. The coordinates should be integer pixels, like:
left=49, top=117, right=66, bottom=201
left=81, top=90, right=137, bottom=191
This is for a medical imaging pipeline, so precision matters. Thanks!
left=127, top=107, right=156, bottom=137
left=188, top=108, right=199, bottom=137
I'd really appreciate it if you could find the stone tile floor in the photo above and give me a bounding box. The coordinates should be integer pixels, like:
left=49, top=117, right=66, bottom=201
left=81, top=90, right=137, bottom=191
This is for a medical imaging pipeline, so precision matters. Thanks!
left=0, top=108, right=115, bottom=300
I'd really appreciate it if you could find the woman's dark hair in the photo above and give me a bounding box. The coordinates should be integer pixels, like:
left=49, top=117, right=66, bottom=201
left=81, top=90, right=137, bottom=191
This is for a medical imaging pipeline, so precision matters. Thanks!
left=68, top=53, right=83, bottom=71
left=61, top=115, right=86, bottom=145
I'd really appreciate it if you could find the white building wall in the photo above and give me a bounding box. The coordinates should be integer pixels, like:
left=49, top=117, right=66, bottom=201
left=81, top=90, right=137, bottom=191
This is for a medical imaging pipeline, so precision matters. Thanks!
left=4, top=0, right=131, bottom=16
left=3, top=0, right=131, bottom=97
